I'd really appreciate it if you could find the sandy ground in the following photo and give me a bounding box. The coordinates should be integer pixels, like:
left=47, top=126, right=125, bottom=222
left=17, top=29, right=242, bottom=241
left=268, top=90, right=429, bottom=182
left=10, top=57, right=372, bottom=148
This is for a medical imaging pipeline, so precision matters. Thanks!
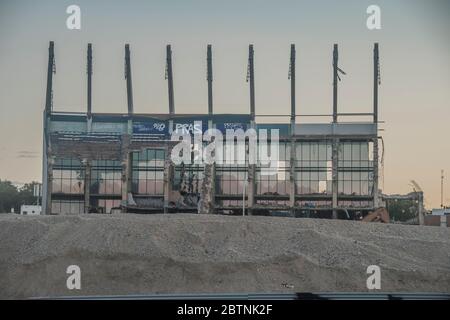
left=0, top=213, right=449, bottom=299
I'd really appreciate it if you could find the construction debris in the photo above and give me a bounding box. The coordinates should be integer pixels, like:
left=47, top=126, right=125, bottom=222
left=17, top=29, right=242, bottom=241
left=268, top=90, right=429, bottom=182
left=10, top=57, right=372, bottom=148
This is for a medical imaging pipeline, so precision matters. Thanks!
left=0, top=214, right=449, bottom=298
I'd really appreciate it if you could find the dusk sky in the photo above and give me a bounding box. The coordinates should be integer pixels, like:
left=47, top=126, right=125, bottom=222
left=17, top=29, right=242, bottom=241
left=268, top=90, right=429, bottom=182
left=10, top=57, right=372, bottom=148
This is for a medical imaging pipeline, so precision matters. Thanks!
left=0, top=0, right=449, bottom=208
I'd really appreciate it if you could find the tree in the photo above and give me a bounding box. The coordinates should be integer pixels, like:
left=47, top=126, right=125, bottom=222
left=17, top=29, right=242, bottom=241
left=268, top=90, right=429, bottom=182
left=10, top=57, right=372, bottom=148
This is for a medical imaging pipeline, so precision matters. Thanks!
left=0, top=180, right=40, bottom=213
left=0, top=180, right=19, bottom=212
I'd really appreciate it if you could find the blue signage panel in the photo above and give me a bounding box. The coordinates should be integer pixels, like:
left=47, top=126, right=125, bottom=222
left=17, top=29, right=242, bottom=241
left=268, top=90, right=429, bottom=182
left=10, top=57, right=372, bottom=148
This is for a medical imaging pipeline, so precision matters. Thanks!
left=172, top=116, right=209, bottom=135
left=213, top=115, right=251, bottom=134
left=133, top=120, right=168, bottom=136
left=215, top=122, right=248, bottom=133
left=256, top=123, right=291, bottom=137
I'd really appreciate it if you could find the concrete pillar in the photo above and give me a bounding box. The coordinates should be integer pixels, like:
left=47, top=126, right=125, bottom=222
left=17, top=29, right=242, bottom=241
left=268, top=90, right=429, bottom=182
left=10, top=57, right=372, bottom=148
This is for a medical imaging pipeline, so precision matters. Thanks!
left=211, top=164, right=216, bottom=213
left=289, top=128, right=296, bottom=216
left=87, top=116, right=92, bottom=133
left=332, top=138, right=339, bottom=219
left=247, top=120, right=256, bottom=215
left=84, top=159, right=91, bottom=213
left=418, top=192, right=424, bottom=226
left=373, top=138, right=380, bottom=209
left=121, top=135, right=131, bottom=212
left=45, top=156, right=54, bottom=215
left=198, top=163, right=215, bottom=214
left=163, top=145, right=173, bottom=214
left=164, top=122, right=175, bottom=214
left=197, top=119, right=216, bottom=214
left=247, top=165, right=255, bottom=215
left=42, top=113, right=52, bottom=215
left=440, top=215, right=447, bottom=227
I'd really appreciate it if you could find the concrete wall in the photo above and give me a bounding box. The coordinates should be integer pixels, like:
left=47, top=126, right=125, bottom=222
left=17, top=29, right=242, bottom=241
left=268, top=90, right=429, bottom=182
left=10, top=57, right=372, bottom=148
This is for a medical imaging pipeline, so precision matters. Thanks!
left=424, top=215, right=449, bottom=227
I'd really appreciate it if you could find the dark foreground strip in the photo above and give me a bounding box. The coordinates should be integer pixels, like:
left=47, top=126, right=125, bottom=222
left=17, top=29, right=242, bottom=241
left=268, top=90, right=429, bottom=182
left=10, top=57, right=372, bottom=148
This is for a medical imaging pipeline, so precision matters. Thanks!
left=6, top=293, right=448, bottom=319
left=39, top=292, right=450, bottom=300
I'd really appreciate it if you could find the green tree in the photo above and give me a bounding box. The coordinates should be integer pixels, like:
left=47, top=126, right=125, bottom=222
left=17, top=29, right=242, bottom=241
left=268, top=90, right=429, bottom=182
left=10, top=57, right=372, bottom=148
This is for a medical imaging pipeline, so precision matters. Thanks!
left=0, top=180, right=19, bottom=212
left=0, top=180, right=41, bottom=213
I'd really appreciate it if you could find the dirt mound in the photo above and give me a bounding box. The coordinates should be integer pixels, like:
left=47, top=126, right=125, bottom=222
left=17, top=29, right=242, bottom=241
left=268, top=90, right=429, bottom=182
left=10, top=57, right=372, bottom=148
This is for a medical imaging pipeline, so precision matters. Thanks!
left=0, top=214, right=449, bottom=298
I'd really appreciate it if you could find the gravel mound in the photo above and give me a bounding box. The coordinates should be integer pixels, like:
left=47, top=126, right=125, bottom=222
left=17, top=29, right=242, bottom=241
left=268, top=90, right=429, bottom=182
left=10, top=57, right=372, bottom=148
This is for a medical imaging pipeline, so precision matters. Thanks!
left=0, top=214, right=449, bottom=298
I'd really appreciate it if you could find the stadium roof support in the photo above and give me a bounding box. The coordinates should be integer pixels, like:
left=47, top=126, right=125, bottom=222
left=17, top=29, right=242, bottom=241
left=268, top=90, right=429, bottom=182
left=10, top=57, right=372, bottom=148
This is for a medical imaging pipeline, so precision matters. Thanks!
left=207, top=44, right=213, bottom=115
left=45, top=41, right=55, bottom=114
left=289, top=44, right=296, bottom=125
left=373, top=43, right=380, bottom=124
left=166, top=45, right=175, bottom=115
left=87, top=43, right=92, bottom=118
left=124, top=44, right=134, bottom=115
left=247, top=44, right=255, bottom=120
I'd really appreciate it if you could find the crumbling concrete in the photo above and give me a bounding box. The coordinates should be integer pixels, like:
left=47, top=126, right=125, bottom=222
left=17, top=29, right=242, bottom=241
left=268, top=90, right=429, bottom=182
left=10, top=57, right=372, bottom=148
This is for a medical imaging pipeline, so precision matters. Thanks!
left=198, top=163, right=214, bottom=214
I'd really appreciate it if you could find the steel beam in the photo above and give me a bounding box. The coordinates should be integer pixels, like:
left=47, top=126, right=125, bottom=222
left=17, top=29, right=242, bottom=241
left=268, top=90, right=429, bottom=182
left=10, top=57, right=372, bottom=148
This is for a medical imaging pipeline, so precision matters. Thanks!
left=332, top=44, right=338, bottom=123
left=247, top=45, right=255, bottom=120
left=125, top=44, right=134, bottom=115
left=166, top=45, right=175, bottom=114
left=289, top=44, right=296, bottom=213
left=87, top=43, right=93, bottom=118
left=207, top=45, right=213, bottom=115
left=290, top=44, right=296, bottom=123
left=373, top=43, right=379, bottom=124
left=45, top=41, right=55, bottom=114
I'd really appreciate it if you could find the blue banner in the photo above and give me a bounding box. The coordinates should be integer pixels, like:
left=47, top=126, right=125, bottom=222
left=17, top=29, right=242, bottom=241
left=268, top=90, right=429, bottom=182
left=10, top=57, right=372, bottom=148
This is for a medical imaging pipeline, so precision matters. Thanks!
left=215, top=122, right=248, bottom=133
left=172, top=117, right=209, bottom=135
left=133, top=120, right=168, bottom=135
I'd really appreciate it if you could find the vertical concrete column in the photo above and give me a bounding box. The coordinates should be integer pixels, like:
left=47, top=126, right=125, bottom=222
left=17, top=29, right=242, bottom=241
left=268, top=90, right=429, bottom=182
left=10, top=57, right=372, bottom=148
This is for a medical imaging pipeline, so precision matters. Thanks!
left=45, top=156, right=54, bottom=215
left=289, top=131, right=296, bottom=216
left=87, top=116, right=92, bottom=133
left=84, top=159, right=91, bottom=213
left=197, top=119, right=216, bottom=214
left=198, top=163, right=215, bottom=214
left=163, top=143, right=173, bottom=214
left=373, top=138, right=380, bottom=209
left=440, top=215, right=446, bottom=227
left=332, top=138, right=339, bottom=219
left=247, top=120, right=256, bottom=215
left=289, top=44, right=296, bottom=216
left=209, top=119, right=216, bottom=212
left=418, top=192, right=425, bottom=226
left=43, top=42, right=54, bottom=214
left=121, top=134, right=131, bottom=212
left=247, top=164, right=256, bottom=215
left=42, top=110, right=54, bottom=215
left=164, top=122, right=175, bottom=214
left=211, top=164, right=216, bottom=214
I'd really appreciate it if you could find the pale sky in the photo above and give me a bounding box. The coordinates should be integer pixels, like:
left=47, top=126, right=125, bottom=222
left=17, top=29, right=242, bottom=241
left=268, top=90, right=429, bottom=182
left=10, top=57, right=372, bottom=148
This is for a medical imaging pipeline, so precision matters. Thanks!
left=0, top=0, right=449, bottom=208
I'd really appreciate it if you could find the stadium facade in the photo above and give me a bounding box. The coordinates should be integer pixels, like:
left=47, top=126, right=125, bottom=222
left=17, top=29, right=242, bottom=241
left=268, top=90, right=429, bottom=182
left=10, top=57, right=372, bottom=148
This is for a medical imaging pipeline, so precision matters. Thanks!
left=42, top=42, right=381, bottom=219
